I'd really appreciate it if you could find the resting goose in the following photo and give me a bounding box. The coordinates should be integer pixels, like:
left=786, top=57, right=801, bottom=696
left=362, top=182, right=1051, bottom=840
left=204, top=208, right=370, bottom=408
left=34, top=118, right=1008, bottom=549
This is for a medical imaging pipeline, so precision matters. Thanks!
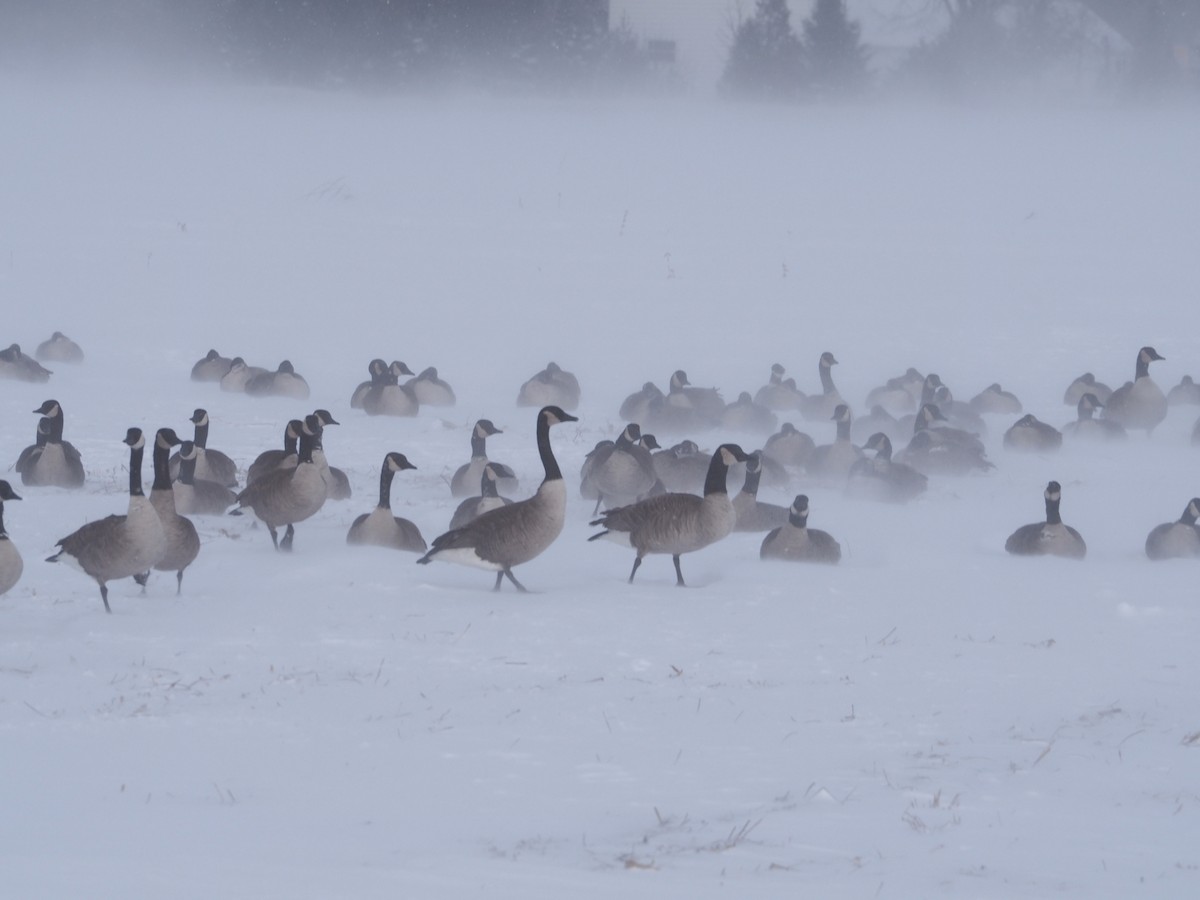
left=578, top=422, right=658, bottom=514
left=406, top=366, right=456, bottom=407
left=1103, top=346, right=1167, bottom=434
left=14, top=417, right=51, bottom=479
left=0, top=343, right=52, bottom=382
left=806, top=404, right=864, bottom=483
left=588, top=443, right=748, bottom=586
left=350, top=359, right=390, bottom=409
left=173, top=441, right=238, bottom=516
left=1003, top=414, right=1063, bottom=453
left=449, top=462, right=516, bottom=530
left=245, top=360, right=311, bottom=400
left=732, top=452, right=789, bottom=532
left=1062, top=393, right=1125, bottom=442
left=850, top=404, right=904, bottom=446
left=651, top=439, right=710, bottom=494
left=191, top=349, right=233, bottom=382
left=363, top=362, right=418, bottom=417
left=0, top=481, right=22, bottom=596
left=754, top=364, right=804, bottom=411
left=799, top=352, right=845, bottom=422
left=219, top=357, right=268, bottom=393
left=169, top=409, right=238, bottom=487
left=46, top=428, right=167, bottom=612
left=760, top=494, right=842, bottom=563
left=450, top=419, right=517, bottom=498
left=761, top=422, right=815, bottom=469
left=666, top=369, right=725, bottom=422
left=720, top=392, right=779, bottom=434
left=864, top=369, right=922, bottom=415
left=619, top=382, right=665, bottom=423
left=517, top=362, right=581, bottom=411
left=246, top=419, right=303, bottom=485
left=1145, top=498, right=1200, bottom=560
left=136, top=428, right=200, bottom=594
left=22, top=400, right=85, bottom=489
left=346, top=452, right=426, bottom=552
left=1005, top=481, right=1086, bottom=559
left=846, top=432, right=927, bottom=504
left=418, top=405, right=578, bottom=592
left=1063, top=372, right=1112, bottom=406
left=896, top=404, right=992, bottom=476
left=35, top=331, right=84, bottom=363
left=231, top=414, right=330, bottom=551
left=969, top=383, right=1022, bottom=415
left=1167, top=375, right=1200, bottom=407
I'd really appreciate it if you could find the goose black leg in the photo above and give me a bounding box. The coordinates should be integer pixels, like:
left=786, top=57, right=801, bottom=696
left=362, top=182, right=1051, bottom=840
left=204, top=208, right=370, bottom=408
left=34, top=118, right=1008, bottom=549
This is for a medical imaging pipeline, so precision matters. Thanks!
left=673, top=554, right=686, bottom=587
left=99, top=581, right=111, bottom=614
left=267, top=524, right=280, bottom=550
left=493, top=571, right=504, bottom=591
left=628, top=555, right=643, bottom=584
left=280, top=524, right=295, bottom=552
left=502, top=568, right=527, bottom=593
left=175, top=570, right=184, bottom=595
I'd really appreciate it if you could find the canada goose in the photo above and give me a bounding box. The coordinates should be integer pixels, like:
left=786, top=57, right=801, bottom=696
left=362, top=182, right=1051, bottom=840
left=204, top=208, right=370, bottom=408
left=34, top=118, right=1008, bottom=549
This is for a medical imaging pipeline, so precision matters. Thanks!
left=896, top=404, right=992, bottom=476
left=1062, top=393, right=1125, bottom=442
left=720, top=392, right=779, bottom=434
left=245, top=360, right=311, bottom=400
left=732, top=452, right=789, bottom=532
left=450, top=419, right=517, bottom=498
left=363, top=362, right=418, bottom=417
left=850, top=404, right=905, bottom=446
left=169, top=409, right=238, bottom=487
left=46, top=428, right=167, bottom=612
left=1005, top=481, right=1086, bottom=559
left=666, top=369, right=725, bottom=420
left=579, top=423, right=658, bottom=514
left=246, top=419, right=303, bottom=486
left=760, top=495, right=842, bottom=563
left=231, top=414, right=330, bottom=551
left=1103, top=346, right=1167, bottom=433
left=517, top=362, right=581, bottom=411
left=899, top=374, right=985, bottom=437
left=173, top=441, right=238, bottom=516
left=1063, top=372, right=1112, bottom=406
left=350, top=359, right=390, bottom=409
left=35, top=331, right=84, bottom=363
left=449, top=462, right=516, bottom=530
left=1193, top=415, right=1200, bottom=447
left=1145, top=498, right=1200, bottom=560
left=799, top=352, right=845, bottom=422
left=651, top=439, right=710, bottom=493
left=191, top=349, right=233, bottom=382
left=219, top=357, right=268, bottom=393
left=588, top=443, right=748, bottom=586
left=0, top=481, right=22, bottom=596
left=619, top=382, right=666, bottom=423
left=406, top=366, right=456, bottom=407
left=846, top=432, right=928, bottom=504
left=969, top=383, right=1023, bottom=415
left=346, top=452, right=426, bottom=552
left=762, top=422, right=816, bottom=469
left=1167, top=375, right=1200, bottom=407
left=14, top=417, right=51, bottom=479
left=135, top=428, right=200, bottom=594
left=807, top=404, right=864, bottom=483
left=418, top=405, right=578, bottom=592
left=1003, top=414, right=1063, bottom=453
left=754, top=364, right=804, bottom=411
left=864, top=369, right=922, bottom=414
left=311, top=408, right=352, bottom=500
left=21, top=400, right=85, bottom=489
left=0, top=343, right=52, bottom=382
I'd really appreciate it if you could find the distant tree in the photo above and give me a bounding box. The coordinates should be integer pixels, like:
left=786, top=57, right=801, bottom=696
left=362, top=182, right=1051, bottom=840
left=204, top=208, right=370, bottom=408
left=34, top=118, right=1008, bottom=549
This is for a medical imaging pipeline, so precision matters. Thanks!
left=801, top=0, right=870, bottom=97
left=720, top=0, right=804, bottom=99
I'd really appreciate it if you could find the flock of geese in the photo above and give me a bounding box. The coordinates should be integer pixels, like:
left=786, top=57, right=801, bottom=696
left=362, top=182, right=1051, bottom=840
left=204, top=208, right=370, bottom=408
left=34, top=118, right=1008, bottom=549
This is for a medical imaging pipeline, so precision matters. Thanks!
left=3, top=342, right=1200, bottom=608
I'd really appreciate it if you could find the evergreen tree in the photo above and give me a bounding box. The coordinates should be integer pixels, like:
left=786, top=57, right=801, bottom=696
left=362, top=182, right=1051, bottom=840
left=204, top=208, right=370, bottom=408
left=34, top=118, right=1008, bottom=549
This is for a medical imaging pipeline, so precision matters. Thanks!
left=721, top=0, right=804, bottom=98
left=801, top=0, right=870, bottom=96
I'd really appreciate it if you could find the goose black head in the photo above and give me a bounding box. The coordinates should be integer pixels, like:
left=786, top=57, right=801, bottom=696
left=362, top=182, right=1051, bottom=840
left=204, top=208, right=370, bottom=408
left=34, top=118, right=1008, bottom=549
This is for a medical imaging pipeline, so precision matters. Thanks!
left=476, top=419, right=502, bottom=437
left=389, top=360, right=414, bottom=377
left=790, top=495, right=810, bottom=517
left=540, top=405, right=578, bottom=426
left=819, top=351, right=837, bottom=368
left=1140, top=346, right=1165, bottom=363
left=313, top=409, right=339, bottom=426
left=33, top=399, right=61, bottom=416
left=124, top=428, right=145, bottom=448
left=0, top=480, right=21, bottom=502
left=1045, top=481, right=1062, bottom=501
left=179, top=440, right=198, bottom=460
left=156, top=428, right=183, bottom=448
left=190, top=408, right=209, bottom=425
left=385, top=452, right=417, bottom=472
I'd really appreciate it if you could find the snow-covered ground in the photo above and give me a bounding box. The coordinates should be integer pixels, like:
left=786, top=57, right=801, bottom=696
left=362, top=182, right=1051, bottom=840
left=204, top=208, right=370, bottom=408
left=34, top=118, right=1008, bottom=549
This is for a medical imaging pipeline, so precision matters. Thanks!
left=2, top=80, right=1199, bottom=897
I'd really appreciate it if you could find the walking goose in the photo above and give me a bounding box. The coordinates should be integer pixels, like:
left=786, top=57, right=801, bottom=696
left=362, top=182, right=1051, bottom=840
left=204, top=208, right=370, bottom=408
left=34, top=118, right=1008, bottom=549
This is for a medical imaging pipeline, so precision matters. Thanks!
left=760, top=495, right=842, bottom=563
left=1005, top=481, right=1086, bottom=559
left=22, top=400, right=85, bottom=488
left=450, top=419, right=517, bottom=498
left=1103, top=346, right=1167, bottom=434
left=799, top=352, right=845, bottom=422
left=346, top=452, right=426, bottom=552
left=245, top=360, right=311, bottom=400
left=418, top=405, right=577, bottom=591
left=588, top=443, right=748, bottom=586
left=169, top=409, right=238, bottom=487
left=449, top=462, right=516, bottom=530
left=846, top=432, right=928, bottom=504
left=46, top=428, right=167, bottom=612
left=35, top=331, right=84, bottom=363
left=579, top=422, right=658, bottom=514
left=517, top=362, right=581, bottom=411
left=231, top=414, right=330, bottom=551
left=1145, top=498, right=1200, bottom=560
left=807, top=404, right=864, bottom=483
left=246, top=419, right=303, bottom=486
left=1003, top=414, right=1063, bottom=453
left=1062, top=393, right=1125, bottom=442
left=0, top=481, right=22, bottom=596
left=191, top=349, right=233, bottom=382
left=406, top=366, right=456, bottom=407
left=173, top=441, right=238, bottom=516
left=135, top=428, right=200, bottom=594
left=732, top=452, right=789, bottom=532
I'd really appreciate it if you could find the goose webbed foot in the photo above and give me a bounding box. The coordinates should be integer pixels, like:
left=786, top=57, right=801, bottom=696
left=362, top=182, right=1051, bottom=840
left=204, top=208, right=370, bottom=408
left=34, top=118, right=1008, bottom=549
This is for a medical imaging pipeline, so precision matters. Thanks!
left=499, top=568, right=528, bottom=593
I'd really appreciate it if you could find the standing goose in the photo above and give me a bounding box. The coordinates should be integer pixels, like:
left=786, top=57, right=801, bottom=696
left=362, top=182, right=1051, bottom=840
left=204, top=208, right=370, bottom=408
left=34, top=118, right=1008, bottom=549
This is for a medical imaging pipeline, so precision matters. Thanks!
left=135, top=428, right=200, bottom=594
left=22, top=400, right=85, bottom=489
left=173, top=441, right=237, bottom=516
left=579, top=422, right=659, bottom=514
left=588, top=443, right=749, bottom=586
left=846, top=432, right=928, bottom=504
left=1145, top=498, right=1200, bottom=560
left=418, top=406, right=578, bottom=591
left=1063, top=372, right=1112, bottom=406
left=169, top=409, right=238, bottom=487
left=46, top=428, right=167, bottom=612
left=1062, top=393, right=1126, bottom=442
left=1103, top=346, right=1167, bottom=434
left=1003, top=414, right=1063, bottom=453
left=247, top=419, right=303, bottom=485
left=732, top=452, right=789, bottom=532
left=231, top=414, right=330, bottom=551
left=450, top=419, right=517, bottom=498
left=517, top=362, right=581, bottom=411
left=191, top=349, right=233, bottom=382
left=449, top=462, right=516, bottom=530
left=799, top=352, right=845, bottom=422
left=35, top=331, right=84, bottom=363
left=245, top=360, right=311, bottom=400
left=0, top=481, right=22, bottom=595
left=406, top=366, right=456, bottom=407
left=760, top=495, right=842, bottom=563
left=347, top=452, right=426, bottom=552
left=807, top=404, right=864, bottom=483
left=1005, top=481, right=1086, bottom=559
left=350, top=359, right=390, bottom=409
left=310, top=409, right=352, bottom=501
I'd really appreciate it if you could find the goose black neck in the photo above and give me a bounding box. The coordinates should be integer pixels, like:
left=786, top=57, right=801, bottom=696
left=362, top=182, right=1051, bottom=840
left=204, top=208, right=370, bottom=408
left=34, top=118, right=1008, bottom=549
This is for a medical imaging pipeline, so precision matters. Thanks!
left=741, top=463, right=762, bottom=497
left=836, top=417, right=851, bottom=441
left=875, top=436, right=893, bottom=461
left=377, top=463, right=395, bottom=509
left=47, top=412, right=65, bottom=444
left=151, top=439, right=173, bottom=492
left=788, top=509, right=809, bottom=529
left=470, top=430, right=489, bottom=460
left=193, top=419, right=209, bottom=449
left=1045, top=495, right=1062, bottom=526
left=819, top=363, right=835, bottom=395
left=283, top=430, right=299, bottom=454
left=703, top=450, right=732, bottom=497
left=1135, top=352, right=1153, bottom=380
left=920, top=379, right=937, bottom=406
left=537, top=414, right=563, bottom=483
left=1078, top=404, right=1095, bottom=422
left=297, top=430, right=317, bottom=465
left=128, top=445, right=146, bottom=497
left=35, top=418, right=50, bottom=448
left=178, top=453, right=196, bottom=487
left=1180, top=505, right=1198, bottom=527
left=0, top=505, right=7, bottom=537
left=481, top=473, right=500, bottom=499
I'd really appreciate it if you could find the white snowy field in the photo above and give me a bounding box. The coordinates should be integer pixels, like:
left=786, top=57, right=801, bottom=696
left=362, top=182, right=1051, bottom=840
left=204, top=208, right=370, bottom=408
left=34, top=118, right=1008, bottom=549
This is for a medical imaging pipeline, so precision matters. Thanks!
left=2, top=79, right=1200, bottom=898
